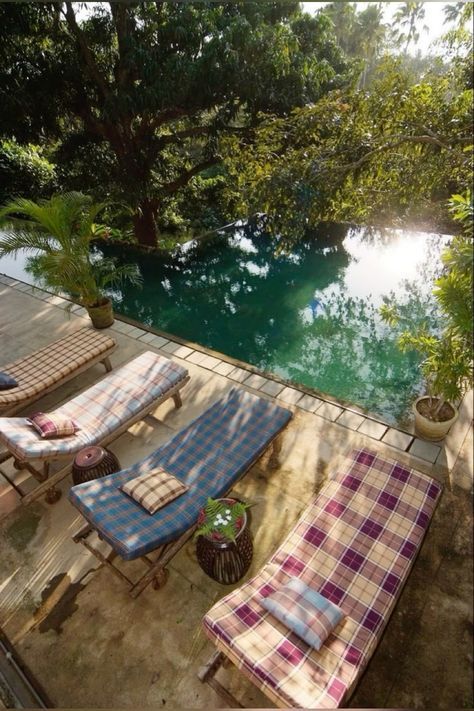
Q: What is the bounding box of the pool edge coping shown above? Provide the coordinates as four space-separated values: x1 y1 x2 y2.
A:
2 273 470 481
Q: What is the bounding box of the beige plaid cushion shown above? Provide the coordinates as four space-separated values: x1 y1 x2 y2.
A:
0 327 115 409
121 468 188 514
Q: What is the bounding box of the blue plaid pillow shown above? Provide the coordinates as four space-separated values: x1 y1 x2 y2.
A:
0 371 18 390
261 578 344 650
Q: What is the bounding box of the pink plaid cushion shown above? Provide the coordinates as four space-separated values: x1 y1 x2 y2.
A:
262 578 345 650
28 412 79 439
121 468 188 514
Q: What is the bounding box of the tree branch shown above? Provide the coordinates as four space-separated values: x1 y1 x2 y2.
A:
160 157 221 195
335 133 455 174
159 125 212 145
109 3 137 88
154 124 253 150
135 108 190 141
62 2 111 103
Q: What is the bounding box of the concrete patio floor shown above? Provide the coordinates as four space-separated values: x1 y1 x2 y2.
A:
0 282 472 709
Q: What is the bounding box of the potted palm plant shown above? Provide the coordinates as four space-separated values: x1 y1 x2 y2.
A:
399 331 468 440
0 192 141 328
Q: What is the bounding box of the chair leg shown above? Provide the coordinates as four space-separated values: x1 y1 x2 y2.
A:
198 651 226 682
198 651 243 707
268 433 283 469
45 486 62 504
152 568 169 590
0 451 12 465
101 356 113 373
15 459 49 483
172 391 183 409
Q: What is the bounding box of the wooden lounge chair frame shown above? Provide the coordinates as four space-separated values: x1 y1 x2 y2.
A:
72 431 285 599
197 450 442 708
0 330 117 417
0 378 189 506
198 651 244 708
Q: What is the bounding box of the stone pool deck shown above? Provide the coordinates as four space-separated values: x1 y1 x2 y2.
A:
0 276 472 708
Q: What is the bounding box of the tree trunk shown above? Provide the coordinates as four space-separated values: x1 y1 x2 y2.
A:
133 199 158 247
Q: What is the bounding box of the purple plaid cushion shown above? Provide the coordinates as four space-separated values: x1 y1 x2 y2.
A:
28 412 79 439
262 578 345 650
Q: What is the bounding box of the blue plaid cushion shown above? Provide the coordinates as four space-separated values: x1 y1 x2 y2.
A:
262 578 345 650
69 388 292 560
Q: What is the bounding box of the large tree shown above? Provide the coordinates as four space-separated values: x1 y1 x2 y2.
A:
0 2 350 246
222 56 472 243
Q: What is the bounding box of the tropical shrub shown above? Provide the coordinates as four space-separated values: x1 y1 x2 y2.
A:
0 140 56 204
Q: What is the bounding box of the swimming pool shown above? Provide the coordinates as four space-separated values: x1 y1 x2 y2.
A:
0 222 447 426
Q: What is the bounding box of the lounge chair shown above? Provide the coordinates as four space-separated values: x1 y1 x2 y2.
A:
199 448 442 709
0 351 189 505
68 388 293 598
0 327 117 416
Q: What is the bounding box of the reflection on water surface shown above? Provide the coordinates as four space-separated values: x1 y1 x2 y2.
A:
1 222 448 426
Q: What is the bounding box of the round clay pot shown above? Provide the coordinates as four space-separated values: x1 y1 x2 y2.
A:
86 298 114 329
413 396 458 441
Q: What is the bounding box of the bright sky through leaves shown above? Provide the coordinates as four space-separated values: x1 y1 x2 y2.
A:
302 2 457 54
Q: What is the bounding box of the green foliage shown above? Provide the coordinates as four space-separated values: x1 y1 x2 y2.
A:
0 192 142 306
379 304 399 328
398 329 471 410
0 2 351 247
0 140 56 204
53 134 118 199
223 55 472 242
0 3 470 247
194 498 251 543
321 2 386 59
434 192 473 340
440 2 473 89
381 192 473 417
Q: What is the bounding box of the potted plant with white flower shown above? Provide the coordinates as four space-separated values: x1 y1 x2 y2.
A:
195 497 250 542
195 497 253 584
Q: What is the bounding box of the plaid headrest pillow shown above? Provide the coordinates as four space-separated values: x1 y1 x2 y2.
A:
28 412 80 439
121 468 188 514
261 578 345 650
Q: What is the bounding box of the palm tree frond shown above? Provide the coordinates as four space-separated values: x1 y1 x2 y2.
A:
0 229 58 257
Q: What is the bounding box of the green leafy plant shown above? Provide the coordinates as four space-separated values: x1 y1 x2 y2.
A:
381 192 473 420
0 192 142 308
0 139 56 204
194 498 251 543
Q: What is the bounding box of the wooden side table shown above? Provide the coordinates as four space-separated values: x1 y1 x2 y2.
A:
72 446 121 485
196 503 253 585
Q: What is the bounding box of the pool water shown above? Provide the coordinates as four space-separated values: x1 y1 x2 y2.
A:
1 222 447 426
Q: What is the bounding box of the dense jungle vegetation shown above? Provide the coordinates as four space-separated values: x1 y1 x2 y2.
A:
0 1 472 248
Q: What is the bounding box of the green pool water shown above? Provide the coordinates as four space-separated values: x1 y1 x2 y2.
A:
1 222 447 426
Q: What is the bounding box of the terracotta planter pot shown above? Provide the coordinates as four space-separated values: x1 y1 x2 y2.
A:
413 396 458 441
86 298 114 329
